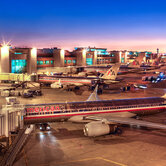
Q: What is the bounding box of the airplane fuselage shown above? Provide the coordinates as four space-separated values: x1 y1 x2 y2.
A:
24 97 166 124
38 75 99 85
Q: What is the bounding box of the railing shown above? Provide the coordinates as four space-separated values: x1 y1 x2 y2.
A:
0 115 5 137
0 126 33 166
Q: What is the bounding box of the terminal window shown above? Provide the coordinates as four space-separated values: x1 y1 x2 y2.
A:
39 61 43 65
68 60 71 63
11 59 27 73
45 61 49 64
86 58 93 65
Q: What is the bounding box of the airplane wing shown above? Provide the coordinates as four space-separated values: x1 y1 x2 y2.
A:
85 116 166 130
74 84 166 131
103 80 120 84
65 82 84 87
51 81 84 89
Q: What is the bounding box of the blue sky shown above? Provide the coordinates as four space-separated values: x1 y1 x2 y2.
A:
0 0 166 52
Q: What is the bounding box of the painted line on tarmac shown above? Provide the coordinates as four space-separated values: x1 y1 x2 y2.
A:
40 157 127 166
98 157 127 166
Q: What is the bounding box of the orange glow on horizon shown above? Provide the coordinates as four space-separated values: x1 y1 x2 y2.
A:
6 38 166 53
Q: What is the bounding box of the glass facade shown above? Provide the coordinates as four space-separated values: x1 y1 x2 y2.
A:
11 59 27 73
121 57 124 63
37 60 54 65
39 61 43 65
86 58 93 65
45 61 49 64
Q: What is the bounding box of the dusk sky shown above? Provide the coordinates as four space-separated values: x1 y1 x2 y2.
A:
0 0 166 52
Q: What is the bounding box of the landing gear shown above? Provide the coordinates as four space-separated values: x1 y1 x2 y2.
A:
66 85 73 91
114 127 123 135
103 84 109 89
89 86 103 94
97 88 103 94
74 86 80 90
89 86 95 91
135 116 142 120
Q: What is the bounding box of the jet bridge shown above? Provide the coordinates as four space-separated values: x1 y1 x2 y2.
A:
0 97 25 138
0 73 38 82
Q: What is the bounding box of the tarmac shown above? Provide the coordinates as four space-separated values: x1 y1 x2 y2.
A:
1 82 166 166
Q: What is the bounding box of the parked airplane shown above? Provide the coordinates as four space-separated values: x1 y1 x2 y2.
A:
38 64 120 89
25 85 166 137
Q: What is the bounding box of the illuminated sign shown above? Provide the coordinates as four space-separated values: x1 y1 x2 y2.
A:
14 52 23 55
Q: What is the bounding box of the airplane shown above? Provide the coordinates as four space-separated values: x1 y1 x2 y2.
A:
38 64 120 90
80 63 157 76
25 85 166 137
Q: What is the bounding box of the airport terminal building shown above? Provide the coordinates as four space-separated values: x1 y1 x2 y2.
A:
0 45 161 74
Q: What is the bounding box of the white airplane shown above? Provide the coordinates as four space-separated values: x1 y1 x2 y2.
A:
25 85 166 137
39 64 121 89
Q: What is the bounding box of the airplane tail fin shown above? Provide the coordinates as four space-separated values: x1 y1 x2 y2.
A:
87 85 101 101
58 79 61 84
161 94 166 99
101 64 120 80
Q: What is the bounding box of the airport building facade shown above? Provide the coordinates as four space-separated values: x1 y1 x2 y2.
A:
0 45 162 74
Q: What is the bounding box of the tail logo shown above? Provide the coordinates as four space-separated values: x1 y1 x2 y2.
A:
107 69 115 76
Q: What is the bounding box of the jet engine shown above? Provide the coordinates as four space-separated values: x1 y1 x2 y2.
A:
50 82 63 89
83 122 117 137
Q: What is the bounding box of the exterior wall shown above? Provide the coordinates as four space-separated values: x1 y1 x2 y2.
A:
37 57 54 69
93 51 97 65
53 49 65 67
28 48 37 74
110 51 129 63
10 48 29 73
75 50 86 66
110 51 121 63
97 56 115 64
64 57 76 66
75 48 113 66
136 52 146 64
10 48 37 74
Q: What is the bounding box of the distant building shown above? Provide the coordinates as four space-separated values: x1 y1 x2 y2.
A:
0 44 164 74
74 47 116 65
0 46 37 74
